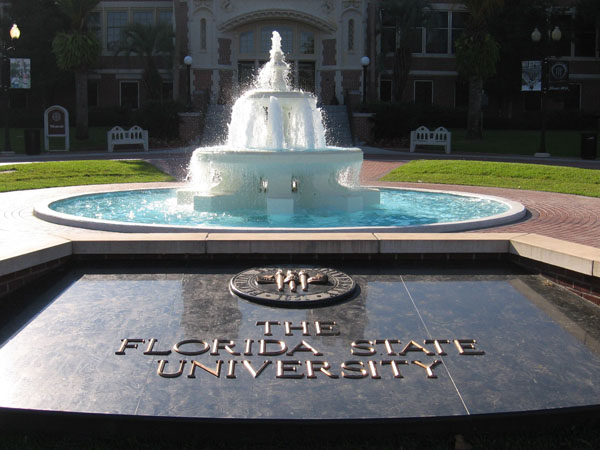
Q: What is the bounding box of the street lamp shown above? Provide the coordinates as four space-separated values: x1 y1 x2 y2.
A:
183 55 193 111
361 56 370 106
2 23 20 154
531 25 562 157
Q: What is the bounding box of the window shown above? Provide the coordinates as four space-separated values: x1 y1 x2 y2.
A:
348 19 354 51
300 31 314 54
388 10 464 55
88 80 99 107
380 74 392 102
200 18 207 51
414 80 433 104
240 31 254 54
426 11 448 54
260 26 292 54
120 81 139 109
132 10 154 25
107 11 128 51
157 10 172 26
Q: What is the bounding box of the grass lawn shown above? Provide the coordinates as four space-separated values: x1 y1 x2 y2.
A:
381 160 600 198
450 129 597 158
0 160 174 192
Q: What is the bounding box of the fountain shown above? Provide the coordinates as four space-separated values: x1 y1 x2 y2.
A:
34 31 525 232
176 31 380 215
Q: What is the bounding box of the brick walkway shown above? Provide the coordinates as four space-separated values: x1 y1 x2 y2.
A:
360 159 600 249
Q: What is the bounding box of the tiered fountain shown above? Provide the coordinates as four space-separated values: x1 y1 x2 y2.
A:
36 31 525 232
177 31 379 215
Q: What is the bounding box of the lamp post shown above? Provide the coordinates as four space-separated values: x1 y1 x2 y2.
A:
183 55 193 111
360 56 370 106
2 23 20 154
531 25 562 157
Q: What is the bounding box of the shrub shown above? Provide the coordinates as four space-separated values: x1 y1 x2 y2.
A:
89 106 135 128
133 100 184 140
370 103 466 141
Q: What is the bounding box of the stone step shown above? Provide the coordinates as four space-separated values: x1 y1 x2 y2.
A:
322 106 354 147
201 105 232 146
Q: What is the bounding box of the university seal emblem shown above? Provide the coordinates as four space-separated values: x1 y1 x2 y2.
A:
230 266 356 307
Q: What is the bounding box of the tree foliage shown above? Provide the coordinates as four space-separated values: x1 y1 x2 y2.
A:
455 0 504 139
114 23 174 101
52 31 100 71
455 34 500 81
54 0 101 32
51 0 101 139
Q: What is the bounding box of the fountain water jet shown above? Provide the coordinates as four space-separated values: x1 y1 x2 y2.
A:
177 31 379 215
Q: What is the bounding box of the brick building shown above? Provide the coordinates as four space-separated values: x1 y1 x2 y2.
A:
4 1 599 118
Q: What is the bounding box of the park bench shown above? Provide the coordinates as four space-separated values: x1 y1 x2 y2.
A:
107 125 149 152
409 126 451 154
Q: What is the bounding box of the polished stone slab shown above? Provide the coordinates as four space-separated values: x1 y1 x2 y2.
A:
0 265 599 422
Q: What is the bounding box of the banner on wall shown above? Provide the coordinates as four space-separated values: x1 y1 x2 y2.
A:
521 61 541 92
9 58 31 89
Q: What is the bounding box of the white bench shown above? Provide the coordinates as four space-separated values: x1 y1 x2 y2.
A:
107 125 148 152
410 126 451 154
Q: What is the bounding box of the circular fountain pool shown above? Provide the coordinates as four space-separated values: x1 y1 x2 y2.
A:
34 185 525 233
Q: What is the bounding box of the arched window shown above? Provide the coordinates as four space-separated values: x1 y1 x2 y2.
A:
348 19 354 51
200 18 207 51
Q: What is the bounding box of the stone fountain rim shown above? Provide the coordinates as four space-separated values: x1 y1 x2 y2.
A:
32 184 527 234
191 147 364 154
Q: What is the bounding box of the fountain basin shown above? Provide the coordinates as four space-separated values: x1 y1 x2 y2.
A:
34 184 526 233
183 147 378 214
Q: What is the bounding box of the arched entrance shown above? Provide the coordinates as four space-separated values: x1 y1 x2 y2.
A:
219 10 337 98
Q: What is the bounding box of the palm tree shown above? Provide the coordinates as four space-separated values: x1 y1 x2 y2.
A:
114 23 174 102
380 0 430 102
455 0 504 139
52 0 100 140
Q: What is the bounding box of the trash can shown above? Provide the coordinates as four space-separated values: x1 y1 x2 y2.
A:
24 129 41 155
581 132 597 160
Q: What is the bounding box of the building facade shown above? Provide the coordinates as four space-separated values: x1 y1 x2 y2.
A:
173 0 373 108
4 1 597 118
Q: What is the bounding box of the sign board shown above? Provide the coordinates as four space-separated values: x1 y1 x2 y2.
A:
9 58 31 89
521 61 541 92
548 60 569 92
44 105 70 151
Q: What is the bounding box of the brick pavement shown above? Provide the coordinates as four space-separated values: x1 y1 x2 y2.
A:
360 159 600 249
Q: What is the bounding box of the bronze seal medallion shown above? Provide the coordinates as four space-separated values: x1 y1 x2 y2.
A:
230 266 356 307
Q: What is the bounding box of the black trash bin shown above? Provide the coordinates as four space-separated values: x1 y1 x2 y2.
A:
581 132 597 160
24 129 41 155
